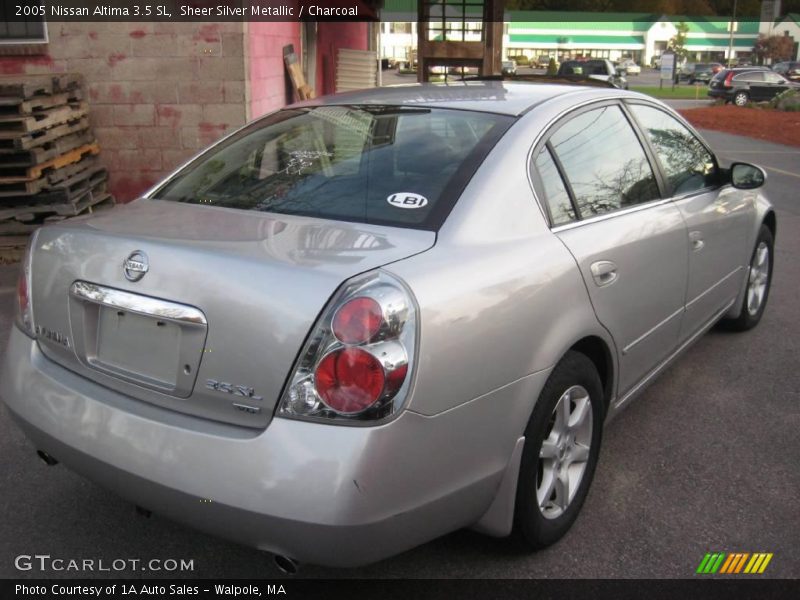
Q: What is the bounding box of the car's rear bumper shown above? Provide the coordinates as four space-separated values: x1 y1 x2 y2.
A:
1 325 541 567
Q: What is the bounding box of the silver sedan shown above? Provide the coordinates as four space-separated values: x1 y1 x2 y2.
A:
1 82 775 569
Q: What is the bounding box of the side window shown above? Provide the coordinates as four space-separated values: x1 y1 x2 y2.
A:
533 147 576 225
734 71 764 82
764 72 785 83
548 105 659 218
629 105 717 196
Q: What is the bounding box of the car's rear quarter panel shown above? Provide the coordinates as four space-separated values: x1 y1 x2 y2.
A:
385 102 618 422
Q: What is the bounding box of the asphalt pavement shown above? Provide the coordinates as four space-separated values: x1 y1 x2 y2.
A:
0 130 798 579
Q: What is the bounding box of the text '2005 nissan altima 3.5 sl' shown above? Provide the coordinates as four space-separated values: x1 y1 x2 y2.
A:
1 82 775 569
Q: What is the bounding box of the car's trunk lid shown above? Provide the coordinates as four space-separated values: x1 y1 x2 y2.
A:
29 199 435 428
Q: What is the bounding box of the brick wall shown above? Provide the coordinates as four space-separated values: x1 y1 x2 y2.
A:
0 22 248 202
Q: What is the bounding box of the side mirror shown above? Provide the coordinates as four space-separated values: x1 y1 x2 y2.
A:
730 162 766 190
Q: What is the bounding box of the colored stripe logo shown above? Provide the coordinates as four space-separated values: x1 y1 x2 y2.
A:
696 552 773 574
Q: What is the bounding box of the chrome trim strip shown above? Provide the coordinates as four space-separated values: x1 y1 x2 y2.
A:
551 198 674 233
70 281 207 326
622 305 685 356
613 298 735 410
685 267 744 311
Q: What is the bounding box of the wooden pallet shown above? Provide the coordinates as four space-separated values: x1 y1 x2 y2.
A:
0 117 90 151
0 102 89 136
0 90 84 118
0 234 29 264
0 73 83 99
0 191 114 234
46 154 100 185
0 180 108 222
0 143 99 182
0 164 107 203
44 193 115 221
0 130 95 168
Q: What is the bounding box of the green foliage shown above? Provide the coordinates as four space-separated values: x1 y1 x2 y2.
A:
670 21 690 61
515 55 530 66
547 57 559 75
770 89 800 112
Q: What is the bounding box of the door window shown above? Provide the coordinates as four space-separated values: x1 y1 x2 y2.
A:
533 147 576 225
764 72 786 84
733 71 764 82
629 105 717 196
548 105 659 217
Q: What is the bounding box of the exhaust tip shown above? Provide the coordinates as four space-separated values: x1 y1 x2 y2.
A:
274 555 299 575
36 450 58 466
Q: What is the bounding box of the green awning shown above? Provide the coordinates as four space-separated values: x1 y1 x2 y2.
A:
509 34 645 45
685 37 758 47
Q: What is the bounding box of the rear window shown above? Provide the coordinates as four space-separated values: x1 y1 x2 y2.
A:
153 105 512 230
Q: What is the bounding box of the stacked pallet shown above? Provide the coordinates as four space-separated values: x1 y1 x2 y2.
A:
0 74 114 262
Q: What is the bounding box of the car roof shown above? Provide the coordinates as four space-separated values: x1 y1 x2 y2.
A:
296 81 625 117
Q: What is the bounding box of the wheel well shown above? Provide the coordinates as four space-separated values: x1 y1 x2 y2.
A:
763 211 776 241
570 336 613 410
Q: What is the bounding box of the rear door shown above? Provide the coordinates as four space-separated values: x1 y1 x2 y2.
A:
627 103 753 341
735 71 767 101
531 102 688 398
762 70 792 99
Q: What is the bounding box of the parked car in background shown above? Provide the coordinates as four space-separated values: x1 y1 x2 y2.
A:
537 55 553 68
557 59 629 89
2 82 775 569
772 61 800 82
617 59 641 75
709 67 800 105
502 60 517 76
679 63 723 84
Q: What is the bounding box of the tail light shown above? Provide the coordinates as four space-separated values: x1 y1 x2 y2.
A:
277 271 417 422
723 71 735 87
15 232 38 337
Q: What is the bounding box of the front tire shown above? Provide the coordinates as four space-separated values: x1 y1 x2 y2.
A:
514 351 604 549
734 91 750 106
722 224 774 331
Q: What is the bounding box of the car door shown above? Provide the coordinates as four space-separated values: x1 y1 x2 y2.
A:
531 102 688 398
737 71 767 101
763 71 792 99
627 103 753 341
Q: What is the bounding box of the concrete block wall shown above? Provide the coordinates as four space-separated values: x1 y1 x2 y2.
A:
0 22 248 202
247 22 301 119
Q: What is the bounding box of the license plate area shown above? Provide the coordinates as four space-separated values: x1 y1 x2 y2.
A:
96 308 181 387
69 282 207 397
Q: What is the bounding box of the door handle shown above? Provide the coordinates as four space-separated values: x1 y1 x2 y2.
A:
590 260 618 287
689 230 705 251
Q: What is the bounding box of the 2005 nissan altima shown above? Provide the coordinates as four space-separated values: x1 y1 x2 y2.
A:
1 82 775 569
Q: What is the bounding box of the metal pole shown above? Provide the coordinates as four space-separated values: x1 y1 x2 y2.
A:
376 19 382 87
727 0 738 68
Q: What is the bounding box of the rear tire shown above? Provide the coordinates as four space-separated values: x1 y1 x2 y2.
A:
722 224 774 331
513 351 604 550
734 91 750 106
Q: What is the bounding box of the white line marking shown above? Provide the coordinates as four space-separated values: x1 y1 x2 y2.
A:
763 166 800 179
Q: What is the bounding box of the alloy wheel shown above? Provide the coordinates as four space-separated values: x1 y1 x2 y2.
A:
746 241 770 316
536 385 593 519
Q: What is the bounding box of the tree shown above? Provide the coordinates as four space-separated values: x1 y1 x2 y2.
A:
753 35 797 64
669 21 690 62
547 57 558 75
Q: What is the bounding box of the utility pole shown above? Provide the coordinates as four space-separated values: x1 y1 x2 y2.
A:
727 0 738 67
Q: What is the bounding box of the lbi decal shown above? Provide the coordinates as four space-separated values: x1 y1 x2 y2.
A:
387 193 429 209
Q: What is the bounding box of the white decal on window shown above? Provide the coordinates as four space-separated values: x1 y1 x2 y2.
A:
387 193 429 209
